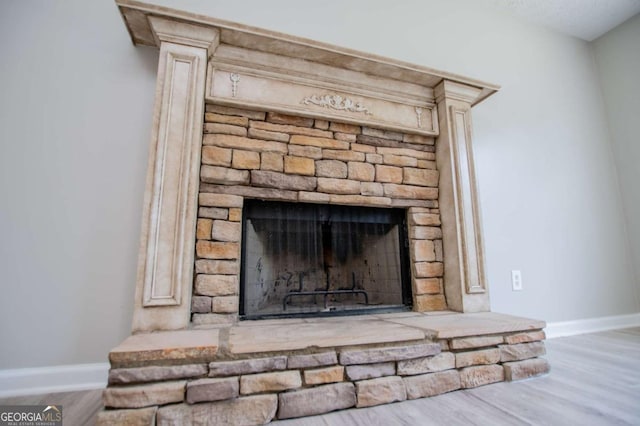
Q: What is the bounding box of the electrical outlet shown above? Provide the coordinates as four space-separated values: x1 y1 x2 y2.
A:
511 270 523 291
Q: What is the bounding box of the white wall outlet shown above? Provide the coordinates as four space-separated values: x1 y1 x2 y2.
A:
511 270 523 291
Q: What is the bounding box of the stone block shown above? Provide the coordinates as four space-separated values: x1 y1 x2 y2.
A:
397 352 455 376
348 162 375 181
504 330 546 345
361 182 384 196
409 226 442 240
232 150 260 170
290 135 349 150
204 112 248 127
103 381 186 408
460 365 504 388
383 154 418 167
250 120 332 138
196 242 239 260
201 165 250 185
199 193 243 208
351 143 376 153
284 156 315 176
434 239 443 261
334 132 357 142
108 364 208 385
210 356 287 377
298 191 331 203
195 275 238 296
240 371 302 394
248 127 290 143
415 294 447 311
391 199 438 208
417 159 437 169
500 341 546 362
356 376 406 408
211 296 238 313
345 362 395 380
413 262 444 278
186 377 239 404
192 313 236 327
330 122 361 134
314 119 329 129
412 240 436 262
403 168 439 187
228 208 242 222
304 366 344 385
96 407 156 426
260 152 284 172
288 144 323 159
322 149 365 162
201 183 297 202
156 395 277 426
362 127 403 141
329 194 391 207
288 351 337 368
195 260 239 275
404 370 461 399
204 133 288 154
365 153 383 164
277 382 356 420
191 296 212 313
202 146 232 167
377 146 434 160
455 348 501 368
375 165 403 183
403 134 435 145
196 218 213 240
384 183 438 200
206 104 265 120
316 160 348 178
204 123 247 136
414 278 441 295
251 170 316 191
503 358 550 381
339 343 440 365
198 207 228 220
267 112 313 127
317 178 360 194
450 335 504 350
211 220 241 242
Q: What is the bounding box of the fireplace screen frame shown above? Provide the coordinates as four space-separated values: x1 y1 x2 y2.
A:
239 200 413 320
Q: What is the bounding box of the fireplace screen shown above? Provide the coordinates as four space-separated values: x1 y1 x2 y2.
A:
241 200 411 318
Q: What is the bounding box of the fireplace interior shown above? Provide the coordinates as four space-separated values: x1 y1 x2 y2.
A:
241 201 411 318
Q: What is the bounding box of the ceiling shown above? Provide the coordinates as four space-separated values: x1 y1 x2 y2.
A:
477 0 640 41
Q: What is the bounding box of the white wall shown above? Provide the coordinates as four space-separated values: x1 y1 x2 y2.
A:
593 13 640 307
0 0 637 370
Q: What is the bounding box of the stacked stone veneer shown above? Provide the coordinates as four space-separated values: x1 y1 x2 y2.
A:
98 330 549 424
192 104 447 324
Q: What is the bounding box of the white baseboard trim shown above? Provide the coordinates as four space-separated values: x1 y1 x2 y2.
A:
0 363 109 398
545 312 640 339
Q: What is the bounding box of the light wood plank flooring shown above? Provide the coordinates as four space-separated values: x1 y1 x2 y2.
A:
1 327 638 426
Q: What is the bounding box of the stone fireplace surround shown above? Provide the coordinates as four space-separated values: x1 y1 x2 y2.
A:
98 1 549 424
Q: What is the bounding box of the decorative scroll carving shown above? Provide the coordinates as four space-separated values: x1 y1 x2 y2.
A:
302 94 372 115
230 73 240 97
415 107 423 128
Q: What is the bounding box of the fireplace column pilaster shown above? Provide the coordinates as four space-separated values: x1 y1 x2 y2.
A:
132 18 219 332
435 80 490 312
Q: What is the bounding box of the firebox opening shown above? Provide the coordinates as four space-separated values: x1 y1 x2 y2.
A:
240 200 411 319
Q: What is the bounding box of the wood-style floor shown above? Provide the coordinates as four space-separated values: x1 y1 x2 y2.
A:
2 328 638 426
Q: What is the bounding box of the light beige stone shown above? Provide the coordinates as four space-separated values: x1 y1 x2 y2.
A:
277 383 356 420
96 407 156 426
195 275 237 296
345 362 395 380
334 132 357 142
415 294 447 311
377 146 434 160
504 330 546 345
434 239 443 261
228 208 242 222
203 184 297 202
329 194 391 206
351 143 376 153
460 365 504 388
103 381 186 408
267 112 313 127
365 153 383 164
211 220 241 242
314 119 329 129
186 377 239 404
356 376 406 408
383 154 418 167
196 218 213 240
290 134 348 150
298 191 331 203
348 161 375 181
362 127 403 141
360 182 384 196
330 122 360 134
450 335 504 350
232 150 260 169
404 167 439 187
198 207 228 220
204 112 248 126
317 178 360 194
204 122 247 136
417 159 437 169
409 225 442 239
251 170 316 191
316 160 348 178
195 259 238 275
212 296 238 313
455 348 501 368
284 156 315 176
210 356 287 377
196 241 239 260
109 364 208 385
240 371 302 394
375 165 403 183
397 352 455 376
192 313 236 327
288 351 337 368
413 262 444 278
248 127 290 142
199 193 243 208
304 366 344 385
414 278 441 295
201 146 232 167
156 395 277 426
500 341 546 362
339 343 440 365
191 296 212 313
206 105 265 120
403 370 461 399
322 149 365 162
204 133 288 153
250 120 332 138
201 165 249 185
261 152 284 172
412 240 436 262
384 183 438 199
288 144 323 159
503 358 550 381
404 134 435 145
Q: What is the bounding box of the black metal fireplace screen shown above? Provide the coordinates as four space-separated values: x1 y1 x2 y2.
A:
240 200 411 319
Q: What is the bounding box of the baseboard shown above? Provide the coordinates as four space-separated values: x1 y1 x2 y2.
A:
545 312 640 339
0 363 109 398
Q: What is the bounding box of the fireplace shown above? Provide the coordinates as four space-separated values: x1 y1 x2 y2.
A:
241 201 411 318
